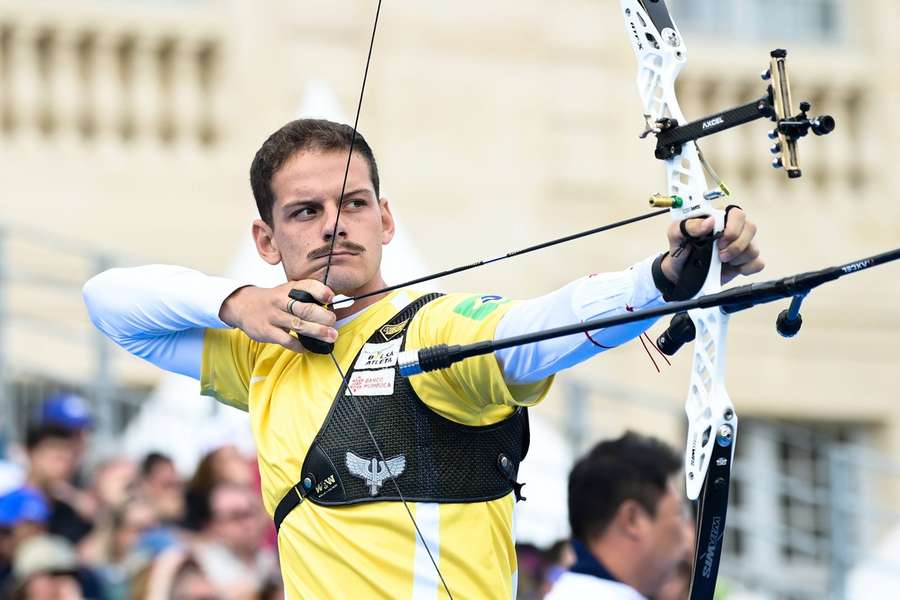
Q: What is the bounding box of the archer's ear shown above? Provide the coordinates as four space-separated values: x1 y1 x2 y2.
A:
252 219 282 266
379 197 396 245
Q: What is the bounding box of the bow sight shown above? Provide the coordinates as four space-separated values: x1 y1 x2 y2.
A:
647 49 835 179
652 48 838 356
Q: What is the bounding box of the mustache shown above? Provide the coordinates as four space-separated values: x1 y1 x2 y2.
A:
307 242 366 260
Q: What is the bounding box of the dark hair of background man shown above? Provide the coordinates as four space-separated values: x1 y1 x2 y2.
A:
568 431 682 542
24 425 75 451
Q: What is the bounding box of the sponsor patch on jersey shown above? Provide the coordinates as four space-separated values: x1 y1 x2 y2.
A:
347 368 396 396
355 338 403 370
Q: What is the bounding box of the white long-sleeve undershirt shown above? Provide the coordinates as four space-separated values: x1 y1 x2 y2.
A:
82 265 241 379
82 257 663 384
495 255 663 384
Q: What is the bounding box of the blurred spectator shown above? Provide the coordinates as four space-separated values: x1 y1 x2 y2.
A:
38 394 94 476
138 453 185 525
8 534 83 600
90 458 137 513
130 547 218 600
81 497 162 600
24 425 94 545
545 432 692 600
515 543 550 600
6 533 107 600
1 486 50 591
256 579 284 600
193 484 276 600
183 447 252 532
543 540 575 591
514 540 575 600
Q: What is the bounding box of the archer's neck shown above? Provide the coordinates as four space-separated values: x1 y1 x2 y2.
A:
333 273 390 321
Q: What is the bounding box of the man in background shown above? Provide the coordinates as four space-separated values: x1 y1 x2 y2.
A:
546 432 693 600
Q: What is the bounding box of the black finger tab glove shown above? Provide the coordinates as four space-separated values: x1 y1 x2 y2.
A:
653 219 719 302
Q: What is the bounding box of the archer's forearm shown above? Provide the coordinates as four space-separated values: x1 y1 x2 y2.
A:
494 255 663 384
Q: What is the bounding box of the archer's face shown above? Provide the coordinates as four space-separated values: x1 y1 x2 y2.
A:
257 149 394 294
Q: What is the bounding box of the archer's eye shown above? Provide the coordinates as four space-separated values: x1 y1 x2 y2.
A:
345 198 367 209
292 207 317 219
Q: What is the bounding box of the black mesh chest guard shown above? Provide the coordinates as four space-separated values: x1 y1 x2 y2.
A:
273 293 529 531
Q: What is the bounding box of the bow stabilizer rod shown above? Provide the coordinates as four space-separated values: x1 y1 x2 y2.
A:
397 246 900 377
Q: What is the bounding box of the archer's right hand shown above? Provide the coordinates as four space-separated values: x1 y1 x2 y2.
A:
219 280 337 352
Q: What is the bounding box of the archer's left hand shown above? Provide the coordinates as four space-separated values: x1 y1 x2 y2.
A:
660 208 764 285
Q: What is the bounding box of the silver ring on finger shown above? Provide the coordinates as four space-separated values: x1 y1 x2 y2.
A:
287 298 298 316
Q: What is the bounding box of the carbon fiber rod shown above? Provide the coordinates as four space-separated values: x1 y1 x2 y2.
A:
399 246 900 376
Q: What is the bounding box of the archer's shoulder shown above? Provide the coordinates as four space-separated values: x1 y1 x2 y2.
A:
203 326 264 359
415 292 514 323
405 293 517 349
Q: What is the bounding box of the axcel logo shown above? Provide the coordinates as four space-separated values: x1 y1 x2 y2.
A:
842 259 873 274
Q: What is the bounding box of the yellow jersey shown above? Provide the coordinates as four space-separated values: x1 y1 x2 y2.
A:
201 290 552 599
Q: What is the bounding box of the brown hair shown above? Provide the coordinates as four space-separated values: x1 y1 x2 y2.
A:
249 118 380 227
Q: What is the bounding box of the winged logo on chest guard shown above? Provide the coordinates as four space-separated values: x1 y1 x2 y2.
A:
346 451 407 497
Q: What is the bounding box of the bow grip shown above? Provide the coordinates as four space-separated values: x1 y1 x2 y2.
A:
287 289 335 355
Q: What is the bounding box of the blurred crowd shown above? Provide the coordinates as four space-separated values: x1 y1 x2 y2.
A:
0 394 282 600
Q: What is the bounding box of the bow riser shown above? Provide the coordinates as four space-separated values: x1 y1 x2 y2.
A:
621 0 736 500
685 306 735 499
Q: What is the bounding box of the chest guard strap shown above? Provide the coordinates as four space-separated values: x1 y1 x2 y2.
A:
274 293 530 531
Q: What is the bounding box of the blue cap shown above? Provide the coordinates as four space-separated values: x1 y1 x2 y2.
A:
40 393 94 430
0 487 49 528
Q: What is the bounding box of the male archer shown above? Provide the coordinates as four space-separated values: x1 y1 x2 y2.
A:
83 118 763 599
